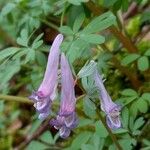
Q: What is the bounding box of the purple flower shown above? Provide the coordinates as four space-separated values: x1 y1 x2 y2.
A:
94 69 121 129
51 53 78 138
29 34 64 120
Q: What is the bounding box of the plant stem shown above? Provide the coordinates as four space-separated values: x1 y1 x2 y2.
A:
100 44 141 90
0 94 32 104
86 1 138 53
40 19 59 30
0 94 85 105
60 3 67 27
90 98 123 150
96 110 123 150
14 119 52 150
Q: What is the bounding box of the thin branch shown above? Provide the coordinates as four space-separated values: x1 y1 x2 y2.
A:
40 19 59 30
123 2 138 20
0 94 32 104
86 1 138 53
0 94 85 104
14 119 51 150
90 98 123 150
96 110 123 150
101 44 141 90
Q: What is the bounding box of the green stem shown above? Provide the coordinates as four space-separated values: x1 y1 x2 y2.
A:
60 3 67 27
96 110 123 150
90 98 123 150
0 94 85 105
40 19 59 30
101 44 141 90
86 1 138 53
0 94 32 104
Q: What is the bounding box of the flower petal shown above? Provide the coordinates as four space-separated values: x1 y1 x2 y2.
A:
59 126 71 138
106 114 121 129
65 112 78 129
38 34 63 97
60 53 76 114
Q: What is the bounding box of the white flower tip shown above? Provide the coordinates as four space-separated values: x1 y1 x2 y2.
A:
56 34 64 43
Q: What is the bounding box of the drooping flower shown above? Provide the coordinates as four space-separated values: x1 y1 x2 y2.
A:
93 63 121 129
29 34 64 120
51 53 78 138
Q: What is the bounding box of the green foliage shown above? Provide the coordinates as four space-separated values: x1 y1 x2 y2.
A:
0 0 149 149
69 132 92 150
122 50 150 71
121 54 140 66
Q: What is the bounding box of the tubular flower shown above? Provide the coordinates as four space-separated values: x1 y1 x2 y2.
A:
29 34 63 120
93 66 121 129
51 53 78 138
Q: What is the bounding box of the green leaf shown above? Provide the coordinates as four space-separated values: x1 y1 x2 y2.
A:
92 134 105 150
26 141 49 150
122 96 137 106
136 98 148 113
71 132 92 150
40 131 54 144
143 139 150 146
103 0 118 7
0 60 20 87
121 107 129 128
67 39 89 63
80 34 105 44
144 49 150 56
17 37 28 47
73 13 85 32
132 130 141 135
36 51 47 66
12 50 27 60
24 48 35 63
112 128 128 134
137 56 149 71
141 93 150 104
129 116 134 131
29 119 42 135
33 33 44 43
1 3 16 16
32 40 43 49
133 117 145 131
83 96 96 118
119 139 133 150
78 118 94 127
141 11 150 23
130 102 138 118
121 54 140 65
121 89 138 97
17 29 28 47
77 60 97 78
32 33 44 49
68 0 88 5
82 12 116 34
59 26 73 35
95 121 108 138
0 47 20 61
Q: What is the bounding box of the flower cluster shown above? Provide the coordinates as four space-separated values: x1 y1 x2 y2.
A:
29 34 78 138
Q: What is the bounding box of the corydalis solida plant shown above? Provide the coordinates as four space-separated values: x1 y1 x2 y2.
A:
29 34 78 138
